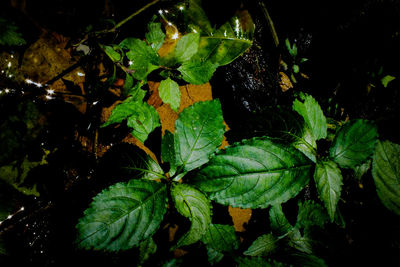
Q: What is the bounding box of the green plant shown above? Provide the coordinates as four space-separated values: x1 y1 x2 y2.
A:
283 38 308 83
0 17 26 46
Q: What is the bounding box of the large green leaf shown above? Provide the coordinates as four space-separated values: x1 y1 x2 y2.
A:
293 94 327 141
178 59 218 85
145 22 165 52
314 160 343 221
244 234 277 257
201 224 239 252
159 78 181 112
195 10 254 66
329 120 378 169
174 33 200 63
171 183 212 248
76 179 167 251
191 138 312 208
372 140 400 215
174 100 225 173
126 102 161 143
120 38 160 80
295 200 329 229
293 126 317 163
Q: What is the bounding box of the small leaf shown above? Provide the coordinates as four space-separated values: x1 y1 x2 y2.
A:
127 102 160 143
293 126 317 163
120 38 159 80
103 45 121 62
161 130 177 176
178 59 218 85
174 33 200 63
138 237 157 266
372 140 400 215
295 200 329 229
171 183 212 248
0 17 26 46
102 97 144 128
329 120 378 169
314 160 343 221
76 179 167 251
174 100 225 173
293 94 327 140
381 75 395 88
159 78 181 112
201 224 239 252
269 204 293 237
288 228 312 254
191 137 312 209
206 246 224 265
122 146 164 180
293 64 299 74
353 160 371 180
146 22 165 52
244 234 277 256
196 11 254 66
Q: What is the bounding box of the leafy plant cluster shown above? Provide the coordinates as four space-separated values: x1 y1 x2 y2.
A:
101 0 254 143
76 82 400 265
0 16 26 46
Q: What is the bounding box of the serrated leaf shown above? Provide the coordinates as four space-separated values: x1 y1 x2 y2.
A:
293 94 327 141
174 100 225 173
159 78 181 111
121 146 164 180
146 22 165 52
288 228 312 254
171 183 212 248
162 130 177 176
120 38 159 80
372 140 400 215
178 59 218 85
293 126 317 163
102 96 144 128
201 224 239 252
314 160 343 221
0 17 26 46
76 179 167 251
244 234 277 256
206 246 224 265
329 119 378 169
174 33 200 63
127 102 160 143
138 237 157 266
191 137 312 209
195 10 254 66
295 200 329 229
269 204 293 237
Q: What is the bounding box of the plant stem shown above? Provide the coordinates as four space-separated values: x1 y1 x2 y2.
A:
258 0 279 47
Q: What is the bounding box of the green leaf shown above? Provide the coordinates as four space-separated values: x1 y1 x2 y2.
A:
162 130 177 176
288 228 312 254
145 22 165 52
293 126 317 163
138 237 157 266
120 38 159 80
159 78 181 112
178 59 218 85
201 224 239 252
171 183 212 248
269 204 293 237
372 140 400 215
102 95 145 127
353 160 371 180
0 17 26 46
381 75 395 88
314 160 343 221
293 64 300 74
191 137 312 209
329 120 378 169
293 94 327 141
122 147 164 180
185 0 214 35
295 200 329 229
174 100 225 173
76 179 167 251
126 102 161 143
196 11 254 66
103 45 121 62
291 253 327 267
174 33 200 63
206 246 224 265
244 234 277 256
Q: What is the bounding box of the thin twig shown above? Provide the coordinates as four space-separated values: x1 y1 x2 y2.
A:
259 1 279 47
